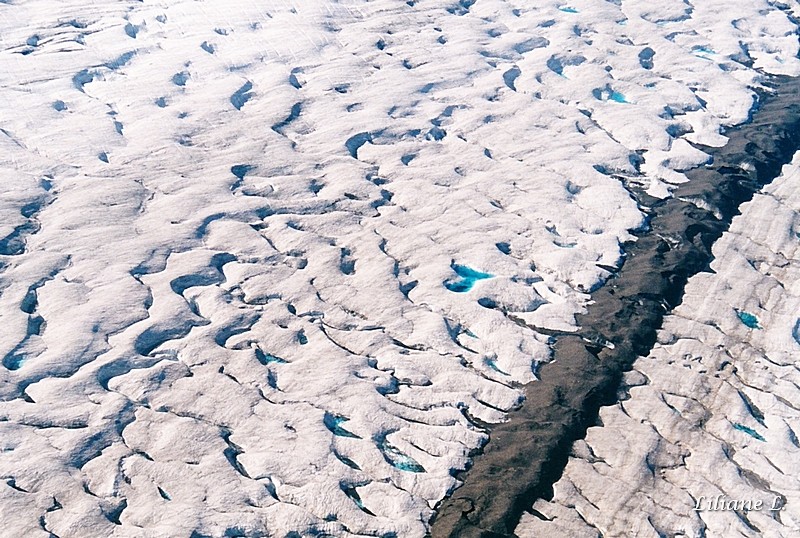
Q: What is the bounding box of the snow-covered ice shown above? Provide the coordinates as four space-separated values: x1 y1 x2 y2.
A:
1 0 799 536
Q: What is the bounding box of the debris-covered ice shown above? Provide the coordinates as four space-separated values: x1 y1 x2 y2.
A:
1 0 799 536
517 153 800 538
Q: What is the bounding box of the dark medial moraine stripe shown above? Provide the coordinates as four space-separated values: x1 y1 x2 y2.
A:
429 75 800 538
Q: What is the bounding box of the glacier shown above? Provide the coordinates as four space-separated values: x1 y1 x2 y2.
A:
1 0 800 536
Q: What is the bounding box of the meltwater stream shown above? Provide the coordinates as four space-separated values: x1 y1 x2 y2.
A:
430 75 800 537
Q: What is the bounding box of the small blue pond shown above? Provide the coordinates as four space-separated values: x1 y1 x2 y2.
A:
593 87 629 103
692 46 715 57
609 91 628 103
558 6 578 13
3 353 26 370
444 263 493 293
485 358 510 376
380 439 425 472
255 348 287 365
733 423 765 442
736 310 761 329
324 413 360 438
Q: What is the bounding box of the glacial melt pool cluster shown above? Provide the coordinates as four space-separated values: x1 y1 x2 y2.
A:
0 0 799 536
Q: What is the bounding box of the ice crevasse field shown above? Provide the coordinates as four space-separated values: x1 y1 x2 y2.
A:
1 0 800 536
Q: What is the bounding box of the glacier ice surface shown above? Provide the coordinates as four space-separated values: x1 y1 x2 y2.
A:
1 0 800 535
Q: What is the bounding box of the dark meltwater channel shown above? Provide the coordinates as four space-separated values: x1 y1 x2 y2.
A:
429 75 800 538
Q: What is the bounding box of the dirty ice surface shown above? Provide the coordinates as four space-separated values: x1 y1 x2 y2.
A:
518 153 800 538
